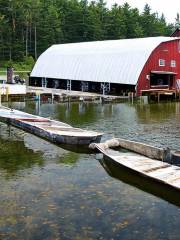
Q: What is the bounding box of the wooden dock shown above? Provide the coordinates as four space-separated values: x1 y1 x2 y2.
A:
27 86 129 102
141 89 180 102
0 106 103 145
91 138 180 192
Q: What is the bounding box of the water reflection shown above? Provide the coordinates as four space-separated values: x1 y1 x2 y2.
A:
0 101 180 239
0 124 82 177
0 137 44 177
135 102 179 123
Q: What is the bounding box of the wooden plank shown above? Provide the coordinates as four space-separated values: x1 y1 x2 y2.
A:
143 164 170 173
113 155 169 173
117 138 167 160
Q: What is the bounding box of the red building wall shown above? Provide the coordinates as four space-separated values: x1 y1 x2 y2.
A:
137 39 180 95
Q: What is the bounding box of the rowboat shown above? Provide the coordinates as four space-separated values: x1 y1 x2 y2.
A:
0 106 103 145
90 138 180 192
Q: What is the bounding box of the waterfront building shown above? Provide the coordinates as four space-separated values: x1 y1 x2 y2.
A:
30 36 180 97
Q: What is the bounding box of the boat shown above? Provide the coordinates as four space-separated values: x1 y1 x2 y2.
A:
90 138 180 191
0 106 103 145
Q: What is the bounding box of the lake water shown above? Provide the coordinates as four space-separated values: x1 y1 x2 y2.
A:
0 101 180 240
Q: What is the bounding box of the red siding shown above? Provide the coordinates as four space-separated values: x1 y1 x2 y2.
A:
137 39 180 96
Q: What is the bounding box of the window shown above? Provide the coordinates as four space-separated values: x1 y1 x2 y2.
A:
159 59 165 66
171 60 176 67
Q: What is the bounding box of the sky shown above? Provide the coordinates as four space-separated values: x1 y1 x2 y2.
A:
105 0 179 23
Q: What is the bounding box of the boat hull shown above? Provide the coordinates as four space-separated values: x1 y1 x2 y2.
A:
0 107 103 145
8 118 102 145
94 138 180 193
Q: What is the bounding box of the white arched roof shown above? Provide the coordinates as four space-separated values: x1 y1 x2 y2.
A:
31 37 177 85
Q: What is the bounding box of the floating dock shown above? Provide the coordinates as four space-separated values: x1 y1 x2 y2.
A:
0 106 103 145
91 138 180 191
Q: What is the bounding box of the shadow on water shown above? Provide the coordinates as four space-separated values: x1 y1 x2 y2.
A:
57 143 95 154
99 156 180 208
0 124 84 176
0 137 83 176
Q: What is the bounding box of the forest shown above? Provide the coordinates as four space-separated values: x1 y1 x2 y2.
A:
0 0 178 66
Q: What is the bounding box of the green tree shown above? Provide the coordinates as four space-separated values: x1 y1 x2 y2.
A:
84 1 104 41
0 0 175 63
105 4 126 39
37 0 63 52
175 13 180 28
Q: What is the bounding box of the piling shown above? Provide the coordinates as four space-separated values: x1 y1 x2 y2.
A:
6 86 9 102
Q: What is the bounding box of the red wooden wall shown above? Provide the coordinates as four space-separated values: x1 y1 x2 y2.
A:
137 39 180 95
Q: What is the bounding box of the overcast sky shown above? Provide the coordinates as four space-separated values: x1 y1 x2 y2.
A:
105 0 179 23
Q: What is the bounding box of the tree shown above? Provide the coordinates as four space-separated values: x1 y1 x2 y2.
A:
0 0 174 63
175 13 180 28
37 0 63 52
105 4 126 39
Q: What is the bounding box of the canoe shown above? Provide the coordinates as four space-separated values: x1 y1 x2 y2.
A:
0 106 103 145
91 138 180 191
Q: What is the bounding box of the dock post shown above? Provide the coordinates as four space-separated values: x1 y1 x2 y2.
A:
52 93 54 104
38 93 41 107
131 92 134 104
67 80 72 92
6 86 9 102
35 93 41 115
157 92 160 103
0 88 1 106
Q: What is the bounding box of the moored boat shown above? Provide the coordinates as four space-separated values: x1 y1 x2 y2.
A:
0 106 103 145
91 138 180 191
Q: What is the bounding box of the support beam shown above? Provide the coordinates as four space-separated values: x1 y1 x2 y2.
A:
81 81 89 92
101 82 110 95
67 80 72 91
42 78 47 88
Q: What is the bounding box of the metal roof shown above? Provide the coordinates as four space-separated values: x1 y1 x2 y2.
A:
31 37 178 85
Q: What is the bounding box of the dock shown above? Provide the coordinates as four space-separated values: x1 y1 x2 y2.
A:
26 86 130 102
0 106 103 145
91 138 180 192
141 89 180 102
0 83 26 102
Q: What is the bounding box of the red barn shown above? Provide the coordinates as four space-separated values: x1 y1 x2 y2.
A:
137 38 180 96
30 37 180 98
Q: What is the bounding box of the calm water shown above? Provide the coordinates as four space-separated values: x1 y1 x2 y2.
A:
0 101 180 240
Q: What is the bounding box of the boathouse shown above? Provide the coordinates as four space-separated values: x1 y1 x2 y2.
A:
30 37 180 97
